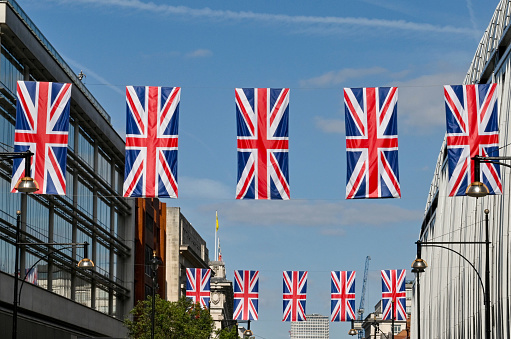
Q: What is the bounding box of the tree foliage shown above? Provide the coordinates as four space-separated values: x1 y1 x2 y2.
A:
124 295 214 339
215 324 240 339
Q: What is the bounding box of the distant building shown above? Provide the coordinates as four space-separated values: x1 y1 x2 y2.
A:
209 259 234 333
290 313 329 339
361 281 412 339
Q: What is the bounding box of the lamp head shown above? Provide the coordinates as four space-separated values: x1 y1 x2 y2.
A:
16 177 38 193
411 258 428 273
348 328 358 336
243 329 253 338
77 257 95 269
466 181 489 198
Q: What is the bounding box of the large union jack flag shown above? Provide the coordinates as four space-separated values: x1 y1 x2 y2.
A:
344 87 400 199
282 270 307 322
331 270 356 322
381 269 406 321
444 84 501 196
123 86 180 198
12 81 72 195
236 88 290 200
186 268 211 309
233 270 259 320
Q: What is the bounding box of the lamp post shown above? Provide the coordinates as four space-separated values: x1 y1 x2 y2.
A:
348 318 390 339
150 251 163 339
411 216 490 339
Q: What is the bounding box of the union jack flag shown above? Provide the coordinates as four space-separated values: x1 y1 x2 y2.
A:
282 270 307 322
331 270 356 322
444 84 501 196
12 81 72 195
186 268 211 309
344 87 400 199
381 269 406 321
233 270 259 320
123 86 180 198
235 88 290 200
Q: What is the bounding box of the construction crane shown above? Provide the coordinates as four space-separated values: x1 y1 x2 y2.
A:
357 256 371 339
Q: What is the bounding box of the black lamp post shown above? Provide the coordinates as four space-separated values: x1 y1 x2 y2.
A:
412 210 490 339
150 251 163 339
348 318 391 339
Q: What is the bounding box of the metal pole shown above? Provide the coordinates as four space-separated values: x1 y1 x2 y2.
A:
485 209 490 339
151 269 156 339
392 300 395 339
417 272 421 339
12 210 21 339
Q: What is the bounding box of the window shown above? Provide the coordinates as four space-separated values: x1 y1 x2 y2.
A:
78 128 94 168
97 149 111 182
145 245 153 277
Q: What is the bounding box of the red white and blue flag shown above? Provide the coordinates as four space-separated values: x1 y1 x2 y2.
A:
124 86 180 198
186 268 211 309
331 270 356 322
444 84 501 196
12 81 72 195
233 270 259 321
236 88 290 200
344 87 400 199
381 269 407 321
282 270 307 322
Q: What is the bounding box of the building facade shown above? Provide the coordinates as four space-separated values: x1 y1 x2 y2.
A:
412 1 511 338
0 0 135 337
290 314 329 339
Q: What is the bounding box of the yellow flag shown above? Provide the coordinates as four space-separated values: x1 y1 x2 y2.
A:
216 211 219 231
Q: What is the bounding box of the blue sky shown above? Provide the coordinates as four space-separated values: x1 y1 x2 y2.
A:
18 0 499 337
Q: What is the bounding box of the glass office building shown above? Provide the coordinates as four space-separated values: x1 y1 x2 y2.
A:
0 0 135 334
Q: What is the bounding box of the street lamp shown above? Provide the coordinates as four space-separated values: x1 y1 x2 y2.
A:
466 155 511 198
348 318 390 339
150 251 163 339
411 210 490 339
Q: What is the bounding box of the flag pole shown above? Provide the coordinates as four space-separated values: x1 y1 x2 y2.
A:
215 211 218 261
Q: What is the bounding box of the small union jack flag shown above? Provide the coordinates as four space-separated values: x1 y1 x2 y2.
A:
344 87 400 199
282 270 307 322
331 271 356 322
124 86 180 198
233 270 259 321
12 81 72 195
186 268 211 309
236 88 290 200
381 269 407 321
445 84 501 196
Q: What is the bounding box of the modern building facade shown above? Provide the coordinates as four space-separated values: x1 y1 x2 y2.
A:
411 1 511 338
0 0 135 337
290 313 329 339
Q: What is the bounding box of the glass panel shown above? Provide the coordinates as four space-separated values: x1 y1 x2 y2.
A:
26 197 49 242
78 129 94 168
0 107 15 150
24 252 46 289
97 197 110 229
53 214 72 257
52 267 71 298
76 180 93 217
75 277 91 307
0 241 16 275
96 242 109 276
65 171 74 204
95 287 109 314
1 46 24 95
68 123 75 152
76 228 92 261
0 178 20 223
98 150 111 182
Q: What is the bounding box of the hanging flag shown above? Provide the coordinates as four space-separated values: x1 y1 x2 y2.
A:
444 84 500 196
12 81 72 195
282 270 307 322
233 270 259 321
381 269 407 321
217 237 222 261
123 86 180 198
344 87 400 199
186 268 211 309
216 211 219 231
235 88 290 200
25 267 38 285
331 270 356 322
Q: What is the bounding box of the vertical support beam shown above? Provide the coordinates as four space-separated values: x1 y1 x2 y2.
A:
485 209 491 339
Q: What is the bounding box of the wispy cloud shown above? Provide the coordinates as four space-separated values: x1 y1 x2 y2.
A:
180 176 232 200
300 67 388 88
315 116 345 134
185 49 213 58
199 199 421 227
63 0 478 36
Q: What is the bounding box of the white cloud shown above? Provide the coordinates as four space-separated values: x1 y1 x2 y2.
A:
185 49 213 58
315 116 345 134
179 176 231 200
199 200 421 227
300 67 388 88
64 0 478 36
393 71 466 131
